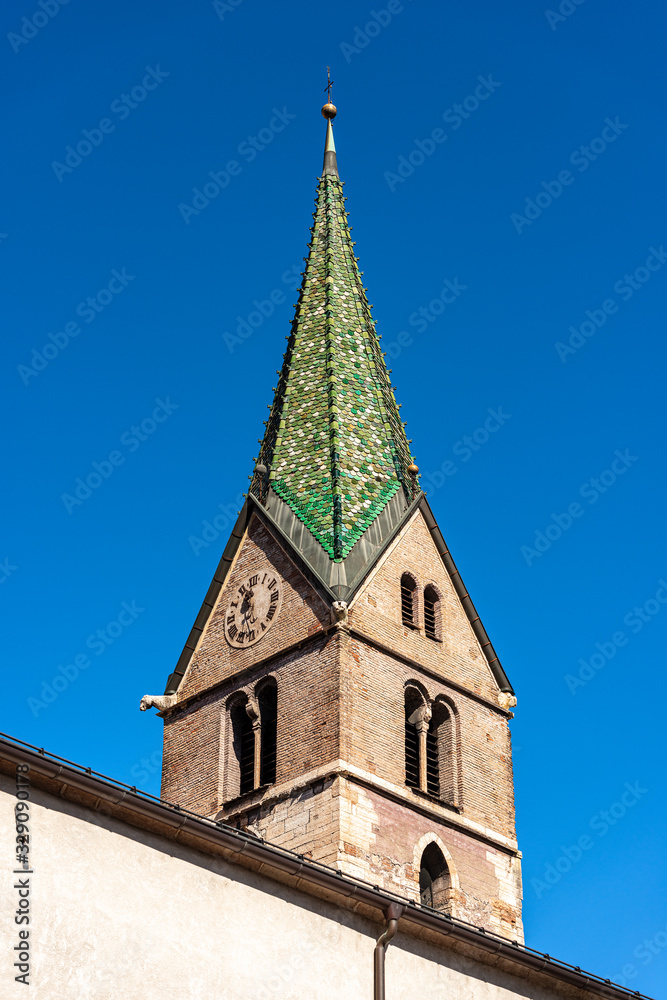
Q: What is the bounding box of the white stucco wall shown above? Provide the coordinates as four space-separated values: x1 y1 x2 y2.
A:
0 773 587 1000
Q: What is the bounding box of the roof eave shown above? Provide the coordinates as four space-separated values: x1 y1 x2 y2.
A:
0 733 649 1000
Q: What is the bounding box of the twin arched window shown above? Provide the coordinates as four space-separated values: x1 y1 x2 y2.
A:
400 574 441 640
404 686 457 805
227 679 278 799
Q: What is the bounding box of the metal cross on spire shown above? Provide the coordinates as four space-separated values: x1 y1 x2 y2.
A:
324 66 334 103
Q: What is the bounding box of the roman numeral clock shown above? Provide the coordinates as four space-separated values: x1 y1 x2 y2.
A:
224 570 283 647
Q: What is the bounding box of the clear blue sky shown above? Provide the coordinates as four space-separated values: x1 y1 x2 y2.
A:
2 0 666 993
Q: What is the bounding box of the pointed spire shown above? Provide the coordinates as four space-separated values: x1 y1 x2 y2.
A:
250 87 420 565
321 69 338 178
323 119 338 178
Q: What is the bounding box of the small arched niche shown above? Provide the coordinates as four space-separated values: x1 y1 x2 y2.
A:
419 842 452 912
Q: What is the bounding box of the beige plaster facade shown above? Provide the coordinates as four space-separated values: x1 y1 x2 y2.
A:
0 754 639 1000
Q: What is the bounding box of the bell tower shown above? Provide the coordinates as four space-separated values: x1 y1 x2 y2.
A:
148 92 523 943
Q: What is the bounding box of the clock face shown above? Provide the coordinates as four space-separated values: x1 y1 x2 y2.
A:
224 569 283 648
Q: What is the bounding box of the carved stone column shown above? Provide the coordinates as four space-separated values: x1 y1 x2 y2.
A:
409 703 432 792
245 698 261 790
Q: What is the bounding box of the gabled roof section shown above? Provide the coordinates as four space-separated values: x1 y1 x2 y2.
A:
250 110 420 563
163 492 514 698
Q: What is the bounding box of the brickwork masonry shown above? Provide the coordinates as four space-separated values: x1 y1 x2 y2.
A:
160 507 523 939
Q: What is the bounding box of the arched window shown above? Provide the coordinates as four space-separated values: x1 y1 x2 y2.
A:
419 862 433 907
431 700 457 805
425 714 440 797
404 687 423 789
258 681 277 786
401 573 417 628
419 843 452 911
404 691 458 804
423 585 440 641
230 697 255 795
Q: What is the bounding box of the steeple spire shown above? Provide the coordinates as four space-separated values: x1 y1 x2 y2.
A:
250 88 421 588
322 119 338 177
322 68 338 177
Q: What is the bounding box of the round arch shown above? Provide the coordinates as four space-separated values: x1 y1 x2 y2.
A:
403 678 430 704
253 672 278 698
400 571 420 628
431 693 461 807
423 582 443 641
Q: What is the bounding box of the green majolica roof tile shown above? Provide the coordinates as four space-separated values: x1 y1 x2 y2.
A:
250 119 420 561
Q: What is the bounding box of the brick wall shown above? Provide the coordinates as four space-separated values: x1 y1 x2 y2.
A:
350 510 502 704
179 514 331 699
162 633 341 813
340 636 516 835
160 506 523 938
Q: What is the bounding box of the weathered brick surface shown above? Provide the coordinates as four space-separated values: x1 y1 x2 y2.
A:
350 511 501 704
336 778 523 940
179 514 331 698
161 508 523 939
160 687 221 816
162 633 341 813
340 636 515 835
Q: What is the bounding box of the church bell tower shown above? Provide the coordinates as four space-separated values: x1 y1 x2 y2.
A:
150 93 523 942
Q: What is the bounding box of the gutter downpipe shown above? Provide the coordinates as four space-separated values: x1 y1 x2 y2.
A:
374 904 404 1000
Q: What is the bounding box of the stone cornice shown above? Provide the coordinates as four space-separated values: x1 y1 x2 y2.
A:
220 758 520 856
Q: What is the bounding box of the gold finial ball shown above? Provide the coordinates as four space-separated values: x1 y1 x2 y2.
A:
321 102 337 120
408 463 419 475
